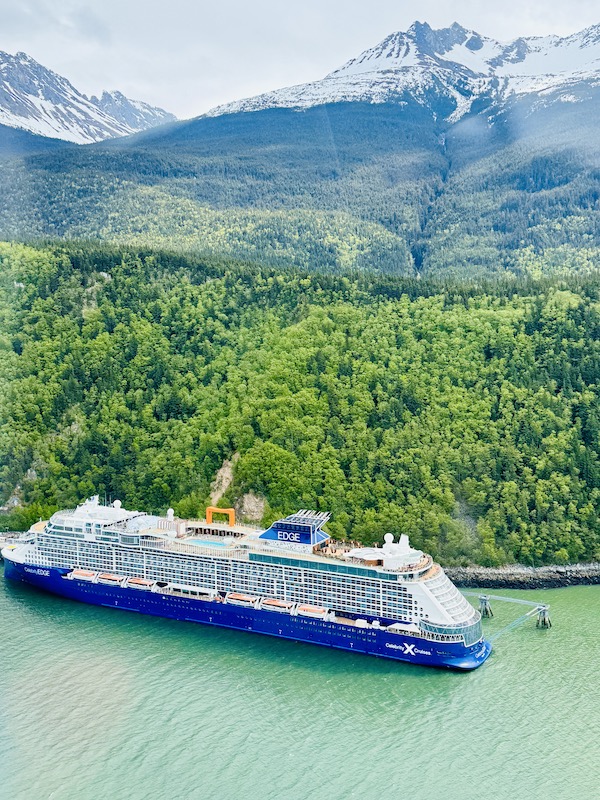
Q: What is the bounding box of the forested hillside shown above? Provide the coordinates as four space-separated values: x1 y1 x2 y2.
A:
0 104 438 274
2 242 600 566
2 95 600 277
423 92 600 277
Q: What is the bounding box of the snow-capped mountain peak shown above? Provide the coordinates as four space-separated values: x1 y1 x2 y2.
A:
205 21 600 122
0 50 176 144
90 90 176 134
325 22 503 79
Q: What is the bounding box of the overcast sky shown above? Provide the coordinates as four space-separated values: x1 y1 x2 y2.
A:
2 0 600 119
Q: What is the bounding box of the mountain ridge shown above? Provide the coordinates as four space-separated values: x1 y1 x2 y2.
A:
205 21 600 122
0 50 176 144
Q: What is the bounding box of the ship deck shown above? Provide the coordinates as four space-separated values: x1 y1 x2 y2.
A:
157 528 436 581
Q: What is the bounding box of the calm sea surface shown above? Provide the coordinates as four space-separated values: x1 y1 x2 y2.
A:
1 570 598 800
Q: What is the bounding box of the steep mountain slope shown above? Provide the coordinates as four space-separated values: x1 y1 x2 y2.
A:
419 83 600 276
4 242 600 563
0 51 175 144
0 103 443 273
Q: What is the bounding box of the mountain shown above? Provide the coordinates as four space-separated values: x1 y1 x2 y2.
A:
90 90 176 134
0 103 437 273
206 21 600 122
0 51 176 144
2 23 600 277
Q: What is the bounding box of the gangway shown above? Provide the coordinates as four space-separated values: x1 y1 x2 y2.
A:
461 591 552 641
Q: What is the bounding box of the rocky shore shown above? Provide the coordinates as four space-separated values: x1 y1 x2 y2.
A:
445 563 600 590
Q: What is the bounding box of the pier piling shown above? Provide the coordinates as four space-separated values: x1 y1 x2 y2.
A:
478 595 494 618
536 605 552 628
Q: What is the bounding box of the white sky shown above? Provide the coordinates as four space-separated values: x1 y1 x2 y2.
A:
1 0 600 119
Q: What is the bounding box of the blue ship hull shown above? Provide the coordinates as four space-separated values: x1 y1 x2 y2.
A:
3 556 491 670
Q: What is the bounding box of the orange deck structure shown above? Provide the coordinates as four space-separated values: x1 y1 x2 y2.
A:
205 506 236 526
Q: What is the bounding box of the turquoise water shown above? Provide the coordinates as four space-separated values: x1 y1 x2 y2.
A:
1 570 598 800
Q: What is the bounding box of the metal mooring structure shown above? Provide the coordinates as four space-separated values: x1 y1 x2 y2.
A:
461 592 552 641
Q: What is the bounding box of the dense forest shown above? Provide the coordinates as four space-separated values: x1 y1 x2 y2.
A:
2 241 600 566
0 104 435 275
3 100 600 277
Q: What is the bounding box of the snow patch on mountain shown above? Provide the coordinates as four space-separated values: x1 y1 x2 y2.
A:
205 21 600 122
90 91 176 134
0 51 176 144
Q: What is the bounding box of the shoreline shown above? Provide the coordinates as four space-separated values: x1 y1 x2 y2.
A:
445 563 600 590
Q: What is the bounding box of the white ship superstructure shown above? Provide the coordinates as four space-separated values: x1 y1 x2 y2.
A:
9 497 484 649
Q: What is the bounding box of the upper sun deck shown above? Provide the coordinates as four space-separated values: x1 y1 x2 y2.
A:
49 496 140 527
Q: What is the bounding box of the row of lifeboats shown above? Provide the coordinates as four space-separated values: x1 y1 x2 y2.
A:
226 593 330 619
70 570 156 590
67 569 331 619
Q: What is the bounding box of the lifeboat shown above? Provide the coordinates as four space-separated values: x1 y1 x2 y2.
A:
127 577 154 590
262 598 294 613
226 592 259 607
297 604 329 619
71 569 96 582
97 573 125 585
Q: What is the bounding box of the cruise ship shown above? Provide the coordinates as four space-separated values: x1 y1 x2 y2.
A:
2 497 491 670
